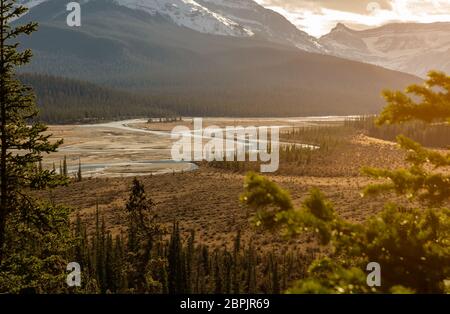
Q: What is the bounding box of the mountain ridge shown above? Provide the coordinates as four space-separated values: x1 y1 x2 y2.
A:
14 0 421 117
320 22 450 77
18 0 322 52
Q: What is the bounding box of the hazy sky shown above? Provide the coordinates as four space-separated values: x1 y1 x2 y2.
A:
255 0 450 37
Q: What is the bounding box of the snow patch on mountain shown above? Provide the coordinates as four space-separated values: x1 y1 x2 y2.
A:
17 0 253 37
17 0 47 9
17 0 324 52
320 22 450 77
113 0 254 37
198 0 323 52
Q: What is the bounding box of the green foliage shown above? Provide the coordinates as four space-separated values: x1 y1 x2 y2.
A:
378 71 450 124
242 175 335 243
241 172 293 229
362 134 450 205
241 71 450 294
241 173 450 293
0 0 71 292
0 202 71 293
287 258 369 294
69 179 314 294
361 73 450 205
358 71 450 293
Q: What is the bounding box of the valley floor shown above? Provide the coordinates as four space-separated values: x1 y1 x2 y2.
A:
41 118 416 253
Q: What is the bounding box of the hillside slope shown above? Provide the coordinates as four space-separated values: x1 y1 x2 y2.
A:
16 0 421 116
19 73 171 123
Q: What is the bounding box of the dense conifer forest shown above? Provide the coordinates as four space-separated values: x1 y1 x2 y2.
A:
68 179 314 294
19 73 172 123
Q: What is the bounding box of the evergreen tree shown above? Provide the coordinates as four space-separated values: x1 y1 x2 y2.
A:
185 229 195 293
63 155 68 177
77 158 82 182
241 72 450 293
158 262 169 294
125 178 161 292
223 250 232 294
104 232 114 292
113 235 126 292
168 222 184 294
270 254 280 294
232 230 241 294
214 251 223 294
245 242 256 293
0 0 69 292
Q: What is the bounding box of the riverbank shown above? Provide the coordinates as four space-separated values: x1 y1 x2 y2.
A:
44 117 347 178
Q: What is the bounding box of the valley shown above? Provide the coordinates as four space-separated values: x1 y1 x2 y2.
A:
43 116 362 178
2 0 449 296
42 117 410 249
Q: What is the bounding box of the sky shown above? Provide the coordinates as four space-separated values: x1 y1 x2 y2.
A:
255 0 450 37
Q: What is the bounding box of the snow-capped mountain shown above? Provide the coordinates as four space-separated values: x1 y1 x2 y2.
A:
18 0 252 36
18 0 321 52
197 0 321 52
113 0 254 37
17 1 448 77
14 0 419 116
320 22 450 78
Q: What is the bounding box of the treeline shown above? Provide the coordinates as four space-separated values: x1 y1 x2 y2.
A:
18 73 173 124
147 87 382 118
204 125 350 173
70 179 313 294
346 115 450 148
18 73 394 125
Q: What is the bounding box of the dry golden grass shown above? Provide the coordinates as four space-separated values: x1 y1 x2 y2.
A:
39 131 413 254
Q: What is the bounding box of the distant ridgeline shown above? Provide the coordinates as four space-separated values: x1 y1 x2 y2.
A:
18 73 173 124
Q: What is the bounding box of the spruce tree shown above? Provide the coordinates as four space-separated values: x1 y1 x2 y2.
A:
168 222 183 294
77 157 82 181
232 230 241 294
270 254 280 294
63 155 68 177
113 235 126 292
214 251 223 294
185 229 195 293
125 178 160 292
0 0 69 292
223 250 232 294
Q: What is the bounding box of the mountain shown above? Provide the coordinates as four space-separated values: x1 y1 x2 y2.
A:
196 0 322 52
18 0 321 51
15 0 420 117
320 22 450 78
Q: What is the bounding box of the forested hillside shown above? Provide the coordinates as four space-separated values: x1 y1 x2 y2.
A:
19 73 172 123
21 71 422 123
16 0 421 117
